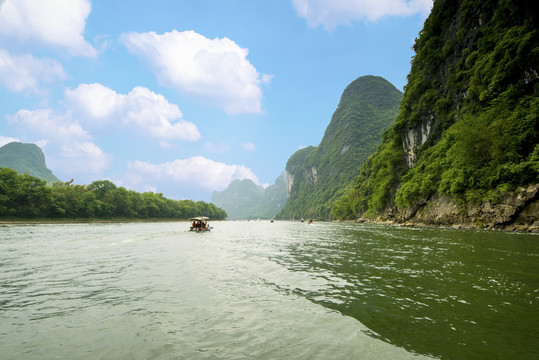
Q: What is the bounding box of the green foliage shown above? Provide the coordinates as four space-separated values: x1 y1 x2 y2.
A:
0 142 60 183
359 130 407 215
334 0 539 219
0 168 227 220
277 76 403 220
0 167 53 217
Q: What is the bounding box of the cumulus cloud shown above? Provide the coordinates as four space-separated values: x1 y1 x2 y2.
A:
128 157 260 192
6 83 200 181
0 134 19 147
64 83 201 141
0 0 97 57
7 108 109 176
0 49 67 93
53 140 112 175
292 0 433 29
121 30 272 115
9 84 199 142
8 108 89 140
241 142 256 152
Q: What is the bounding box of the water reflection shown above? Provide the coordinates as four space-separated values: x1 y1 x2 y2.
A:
1 221 537 359
273 223 539 359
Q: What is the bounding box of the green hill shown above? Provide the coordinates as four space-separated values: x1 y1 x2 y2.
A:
0 142 60 183
334 0 538 231
276 75 403 220
211 172 287 219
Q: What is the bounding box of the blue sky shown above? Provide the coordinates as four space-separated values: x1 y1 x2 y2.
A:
0 0 432 201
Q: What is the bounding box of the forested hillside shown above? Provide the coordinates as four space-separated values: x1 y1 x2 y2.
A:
211 172 287 219
0 142 60 183
277 76 403 220
0 167 227 220
334 0 538 230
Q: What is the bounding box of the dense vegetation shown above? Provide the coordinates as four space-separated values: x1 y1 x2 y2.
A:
0 167 227 220
211 172 287 219
333 0 538 219
0 142 59 183
277 76 403 220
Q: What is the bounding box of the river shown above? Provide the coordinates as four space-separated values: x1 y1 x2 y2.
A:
0 221 537 359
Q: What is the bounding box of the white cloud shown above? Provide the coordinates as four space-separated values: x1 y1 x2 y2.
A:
64 83 201 141
6 108 110 177
128 157 260 192
292 0 433 29
34 139 49 148
241 142 256 152
64 83 122 121
0 49 67 93
0 135 50 149
0 0 97 57
0 134 19 147
8 108 89 140
5 82 202 183
121 30 272 115
54 140 112 174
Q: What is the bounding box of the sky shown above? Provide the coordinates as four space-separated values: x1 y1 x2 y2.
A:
0 0 432 201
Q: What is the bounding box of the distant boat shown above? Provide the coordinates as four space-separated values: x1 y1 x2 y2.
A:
189 217 212 232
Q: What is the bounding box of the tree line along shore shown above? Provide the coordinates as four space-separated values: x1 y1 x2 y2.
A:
0 167 227 221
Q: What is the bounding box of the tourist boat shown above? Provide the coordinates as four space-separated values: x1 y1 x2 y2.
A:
189 217 212 232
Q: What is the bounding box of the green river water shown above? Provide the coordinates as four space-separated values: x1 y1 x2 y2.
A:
0 221 537 359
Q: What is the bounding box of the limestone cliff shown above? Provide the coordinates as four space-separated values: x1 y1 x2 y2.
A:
277 76 402 220
335 0 538 231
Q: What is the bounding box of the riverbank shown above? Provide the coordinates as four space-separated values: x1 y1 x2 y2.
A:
0 218 194 225
349 185 539 233
350 217 539 233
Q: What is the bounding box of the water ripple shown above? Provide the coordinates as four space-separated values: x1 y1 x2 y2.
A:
1 222 537 359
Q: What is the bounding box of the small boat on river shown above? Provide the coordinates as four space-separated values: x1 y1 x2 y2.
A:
189 217 212 232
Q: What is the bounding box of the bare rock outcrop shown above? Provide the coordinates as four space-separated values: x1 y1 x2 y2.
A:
390 184 539 232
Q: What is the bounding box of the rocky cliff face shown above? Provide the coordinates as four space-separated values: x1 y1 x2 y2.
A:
402 115 437 167
341 0 538 232
378 184 539 231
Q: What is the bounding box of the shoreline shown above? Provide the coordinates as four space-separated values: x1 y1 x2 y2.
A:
344 218 539 233
2 218 537 233
0 218 193 225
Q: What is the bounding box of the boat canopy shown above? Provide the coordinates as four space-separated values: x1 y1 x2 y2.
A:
190 217 209 221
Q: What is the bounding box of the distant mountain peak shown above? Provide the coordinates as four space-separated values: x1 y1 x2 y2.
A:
212 172 287 219
277 75 402 220
0 142 60 183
